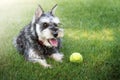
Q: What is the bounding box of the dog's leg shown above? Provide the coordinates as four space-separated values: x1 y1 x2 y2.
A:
27 48 52 68
28 58 52 68
50 53 64 62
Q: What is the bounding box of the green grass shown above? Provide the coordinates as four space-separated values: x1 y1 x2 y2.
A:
0 0 120 80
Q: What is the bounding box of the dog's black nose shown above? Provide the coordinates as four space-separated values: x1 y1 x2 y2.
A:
50 27 58 37
53 32 58 37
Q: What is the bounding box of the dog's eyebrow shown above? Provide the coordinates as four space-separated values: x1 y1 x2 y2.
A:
40 17 50 23
52 17 60 24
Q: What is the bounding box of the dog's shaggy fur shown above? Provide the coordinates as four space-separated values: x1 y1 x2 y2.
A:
13 4 64 68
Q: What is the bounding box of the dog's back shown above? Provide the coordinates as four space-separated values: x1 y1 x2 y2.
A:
13 25 30 55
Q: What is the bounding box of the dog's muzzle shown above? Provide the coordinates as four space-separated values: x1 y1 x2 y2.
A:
50 27 59 38
53 32 58 37
47 27 63 47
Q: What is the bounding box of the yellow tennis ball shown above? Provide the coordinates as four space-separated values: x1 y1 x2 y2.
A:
70 52 83 63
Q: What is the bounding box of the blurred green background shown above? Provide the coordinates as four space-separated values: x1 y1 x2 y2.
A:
0 0 120 80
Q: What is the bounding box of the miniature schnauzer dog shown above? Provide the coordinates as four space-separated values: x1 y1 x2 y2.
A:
14 4 64 68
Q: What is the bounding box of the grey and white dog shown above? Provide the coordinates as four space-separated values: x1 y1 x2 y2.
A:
14 4 64 68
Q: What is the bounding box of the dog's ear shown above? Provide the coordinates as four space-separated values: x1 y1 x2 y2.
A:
50 4 57 15
32 5 44 24
35 5 44 19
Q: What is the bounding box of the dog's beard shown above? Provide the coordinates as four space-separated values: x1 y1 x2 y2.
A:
35 24 63 47
42 28 58 47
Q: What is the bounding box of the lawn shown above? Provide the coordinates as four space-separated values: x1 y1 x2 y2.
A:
0 0 120 80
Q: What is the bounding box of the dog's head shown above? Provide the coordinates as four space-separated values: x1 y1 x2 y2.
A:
32 4 64 47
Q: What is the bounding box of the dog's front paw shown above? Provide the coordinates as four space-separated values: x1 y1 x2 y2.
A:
50 53 64 62
43 64 52 68
37 59 52 68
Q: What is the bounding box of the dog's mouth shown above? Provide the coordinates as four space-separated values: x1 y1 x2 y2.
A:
48 38 58 47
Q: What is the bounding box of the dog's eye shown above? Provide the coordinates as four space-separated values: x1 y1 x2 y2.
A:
43 23 49 28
